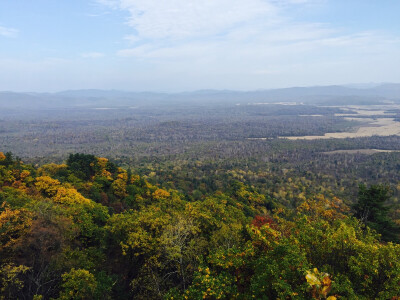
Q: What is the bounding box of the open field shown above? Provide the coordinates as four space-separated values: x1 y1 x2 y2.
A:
282 105 400 140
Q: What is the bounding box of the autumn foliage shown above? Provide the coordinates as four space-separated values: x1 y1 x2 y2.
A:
0 152 399 299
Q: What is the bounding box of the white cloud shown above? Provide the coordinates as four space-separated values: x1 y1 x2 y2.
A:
0 25 18 38
101 0 374 61
81 52 105 58
95 0 400 91
101 0 279 40
124 34 140 43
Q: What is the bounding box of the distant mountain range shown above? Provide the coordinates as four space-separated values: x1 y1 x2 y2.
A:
1 83 399 109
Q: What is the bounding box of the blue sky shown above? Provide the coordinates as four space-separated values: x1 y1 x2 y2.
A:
0 0 399 92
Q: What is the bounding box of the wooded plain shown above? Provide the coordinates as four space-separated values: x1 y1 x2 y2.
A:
1 85 400 299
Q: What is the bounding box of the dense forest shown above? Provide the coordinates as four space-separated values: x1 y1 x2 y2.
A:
2 97 400 299
1 151 400 299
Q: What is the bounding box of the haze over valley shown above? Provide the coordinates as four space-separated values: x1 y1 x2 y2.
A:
2 1 400 299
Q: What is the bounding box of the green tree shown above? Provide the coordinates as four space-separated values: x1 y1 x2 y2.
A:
58 268 97 300
0 263 30 300
66 153 98 181
353 184 399 242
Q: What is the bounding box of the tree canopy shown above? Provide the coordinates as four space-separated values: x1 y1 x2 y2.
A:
0 152 399 299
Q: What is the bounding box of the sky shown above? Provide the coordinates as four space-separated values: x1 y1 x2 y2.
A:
0 0 399 92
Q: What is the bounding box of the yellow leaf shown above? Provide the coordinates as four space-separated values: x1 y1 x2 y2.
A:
321 284 332 297
322 275 331 286
306 272 320 286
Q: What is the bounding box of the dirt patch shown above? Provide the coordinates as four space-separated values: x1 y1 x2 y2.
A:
281 105 400 140
282 118 400 140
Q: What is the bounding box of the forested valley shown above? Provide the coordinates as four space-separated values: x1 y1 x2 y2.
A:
2 90 400 299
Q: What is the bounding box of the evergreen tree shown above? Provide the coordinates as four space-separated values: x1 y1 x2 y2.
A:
353 184 399 242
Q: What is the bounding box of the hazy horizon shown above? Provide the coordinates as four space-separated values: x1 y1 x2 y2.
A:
1 1 400 92
0 82 399 95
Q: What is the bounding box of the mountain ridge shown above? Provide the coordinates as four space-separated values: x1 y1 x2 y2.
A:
0 83 399 109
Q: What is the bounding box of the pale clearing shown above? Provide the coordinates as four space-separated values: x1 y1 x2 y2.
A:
322 149 400 155
280 106 400 140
